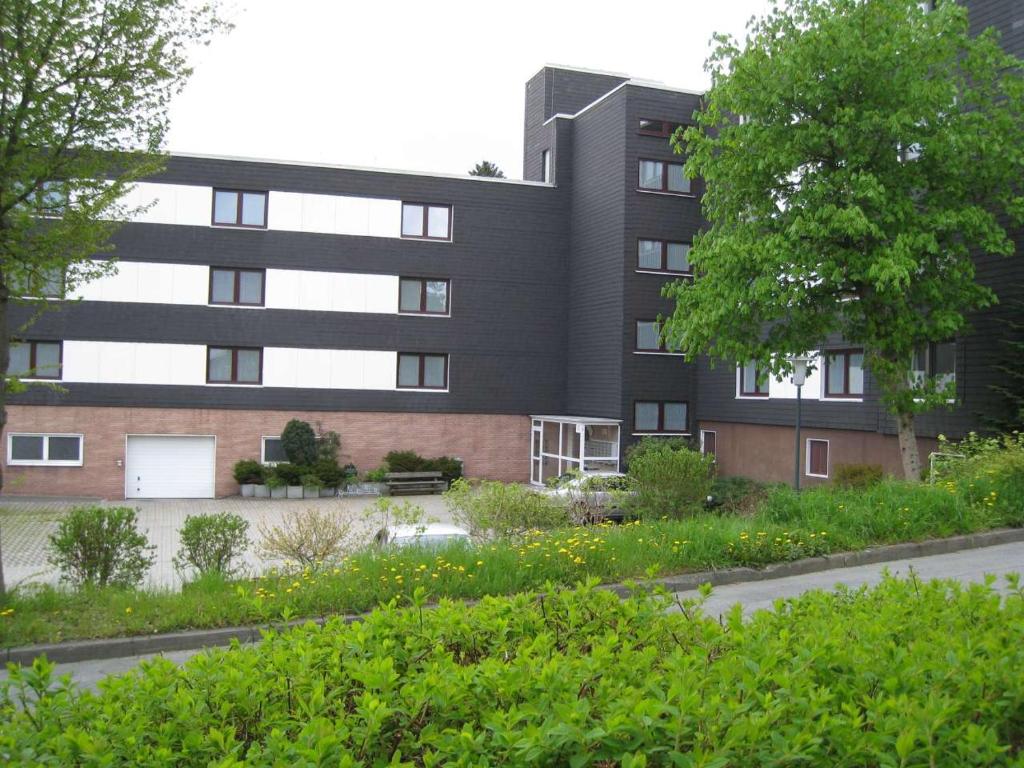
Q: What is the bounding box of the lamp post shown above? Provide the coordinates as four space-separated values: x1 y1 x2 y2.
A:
790 355 810 491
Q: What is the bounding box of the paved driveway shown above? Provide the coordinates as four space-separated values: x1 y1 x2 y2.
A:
0 494 454 590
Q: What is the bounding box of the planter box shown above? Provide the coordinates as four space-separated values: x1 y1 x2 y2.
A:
303 486 320 499
253 484 270 498
320 487 337 498
270 486 287 499
240 484 256 498
287 485 304 499
342 482 388 497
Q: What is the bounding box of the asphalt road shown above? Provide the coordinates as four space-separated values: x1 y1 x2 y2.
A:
5 541 1023 692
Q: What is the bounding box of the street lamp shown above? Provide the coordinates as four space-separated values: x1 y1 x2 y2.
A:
790 354 811 491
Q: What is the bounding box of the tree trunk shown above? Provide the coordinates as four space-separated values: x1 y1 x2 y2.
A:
0 290 7 596
896 410 922 481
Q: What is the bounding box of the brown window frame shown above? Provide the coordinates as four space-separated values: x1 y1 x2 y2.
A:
807 438 829 478
401 202 453 241
206 346 263 385
636 238 693 275
211 189 268 229
633 400 689 434
700 429 717 458
10 340 63 380
208 267 266 306
638 118 683 138
398 277 450 315
824 348 864 398
635 320 668 352
396 352 449 390
637 158 690 194
740 361 769 397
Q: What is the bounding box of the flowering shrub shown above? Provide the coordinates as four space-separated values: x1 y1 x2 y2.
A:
3 576 1024 765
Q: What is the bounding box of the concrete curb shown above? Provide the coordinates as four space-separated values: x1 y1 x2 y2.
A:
5 527 1024 666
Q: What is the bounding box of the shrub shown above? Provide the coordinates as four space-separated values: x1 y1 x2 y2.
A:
833 462 884 488
624 435 695 464
364 465 389 482
300 473 321 489
270 462 304 486
280 419 318 465
626 442 714 518
231 459 265 485
367 497 427 529
47 506 156 587
5 577 1024 765
422 455 464 483
709 476 770 514
172 513 250 578
313 458 345 487
315 429 341 463
445 477 567 538
384 449 426 472
257 508 356 566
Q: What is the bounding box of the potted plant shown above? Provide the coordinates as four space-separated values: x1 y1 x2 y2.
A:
272 462 304 499
254 480 270 498
266 473 286 499
233 459 265 498
301 473 321 499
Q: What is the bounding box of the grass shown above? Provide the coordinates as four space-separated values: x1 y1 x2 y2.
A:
1 462 1021 647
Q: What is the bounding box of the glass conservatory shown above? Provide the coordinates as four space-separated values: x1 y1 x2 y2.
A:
529 415 621 486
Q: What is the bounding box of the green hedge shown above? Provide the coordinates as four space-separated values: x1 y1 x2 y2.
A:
2 576 1023 765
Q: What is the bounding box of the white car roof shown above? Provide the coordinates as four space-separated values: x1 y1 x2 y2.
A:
387 524 469 539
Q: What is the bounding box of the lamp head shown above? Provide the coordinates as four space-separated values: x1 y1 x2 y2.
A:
790 354 810 387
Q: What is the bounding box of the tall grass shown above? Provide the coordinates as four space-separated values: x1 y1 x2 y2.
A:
1 468 1021 646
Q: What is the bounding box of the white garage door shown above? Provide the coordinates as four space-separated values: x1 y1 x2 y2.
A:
125 435 216 499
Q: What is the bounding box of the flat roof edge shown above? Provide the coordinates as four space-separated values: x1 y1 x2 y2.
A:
166 151 556 187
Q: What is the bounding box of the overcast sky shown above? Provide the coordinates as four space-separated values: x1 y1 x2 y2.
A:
165 0 773 180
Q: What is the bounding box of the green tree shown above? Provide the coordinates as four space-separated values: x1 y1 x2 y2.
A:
663 0 1024 480
0 0 227 593
468 160 505 178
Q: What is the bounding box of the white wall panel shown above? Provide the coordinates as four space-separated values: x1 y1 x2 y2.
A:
128 183 213 227
63 342 206 385
264 270 398 314
72 261 208 305
767 354 823 400
263 348 396 390
267 191 401 238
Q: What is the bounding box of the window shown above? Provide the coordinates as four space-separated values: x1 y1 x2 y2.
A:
9 340 61 380
638 159 690 194
540 149 551 182
7 433 83 466
740 360 768 396
212 189 267 228
911 341 956 391
10 267 64 298
209 268 265 306
700 430 717 458
206 346 262 384
807 439 829 478
634 401 688 433
635 320 668 352
397 353 448 390
261 436 288 464
401 202 452 240
637 239 691 274
638 118 682 137
399 278 450 315
824 349 865 397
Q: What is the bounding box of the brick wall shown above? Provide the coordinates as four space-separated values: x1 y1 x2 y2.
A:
2 405 530 499
698 421 940 485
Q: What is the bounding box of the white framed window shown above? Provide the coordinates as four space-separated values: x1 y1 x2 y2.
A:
260 436 288 465
541 149 551 182
806 438 829 478
700 429 717 458
7 433 83 467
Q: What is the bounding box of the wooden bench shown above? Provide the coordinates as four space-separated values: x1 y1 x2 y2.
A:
385 471 448 495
